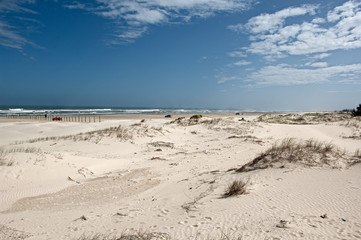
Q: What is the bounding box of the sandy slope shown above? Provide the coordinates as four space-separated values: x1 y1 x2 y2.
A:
0 114 360 239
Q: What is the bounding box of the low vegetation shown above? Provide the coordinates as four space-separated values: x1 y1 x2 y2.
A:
0 147 41 166
257 112 352 124
169 115 252 136
0 147 6 166
75 230 243 240
355 149 361 159
0 224 31 240
352 104 361 117
236 138 358 172
169 115 224 127
340 118 361 139
223 180 248 197
77 231 170 240
13 124 163 144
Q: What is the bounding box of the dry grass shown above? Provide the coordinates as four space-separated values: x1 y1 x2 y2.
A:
169 115 222 127
0 224 31 239
148 141 174 148
76 230 170 240
169 116 251 136
0 147 41 166
206 231 242 240
0 147 6 166
354 149 361 159
13 124 164 144
236 138 351 172
341 119 361 139
4 147 41 154
258 112 352 124
76 230 242 240
223 180 248 197
227 135 263 144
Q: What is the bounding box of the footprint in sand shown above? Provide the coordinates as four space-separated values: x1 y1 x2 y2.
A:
157 208 169 217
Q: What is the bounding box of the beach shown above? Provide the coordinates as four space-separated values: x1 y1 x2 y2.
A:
0 112 360 239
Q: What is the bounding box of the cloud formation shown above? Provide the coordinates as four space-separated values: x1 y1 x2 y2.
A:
66 0 254 43
0 0 36 50
228 4 317 34
246 64 361 86
222 1 361 88
233 60 251 66
229 1 361 58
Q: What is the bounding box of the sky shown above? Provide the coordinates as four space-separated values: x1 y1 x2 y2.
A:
0 0 361 111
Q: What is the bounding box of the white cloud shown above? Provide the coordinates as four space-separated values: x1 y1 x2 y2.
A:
68 0 254 43
0 0 37 50
228 50 247 57
114 26 148 43
245 63 361 86
64 2 88 10
0 0 36 14
327 0 361 22
311 53 331 59
306 62 328 68
233 60 251 66
228 5 317 34
0 21 28 49
216 75 240 84
231 1 361 58
312 17 326 24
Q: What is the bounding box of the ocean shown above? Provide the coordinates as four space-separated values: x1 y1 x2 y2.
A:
0 106 244 117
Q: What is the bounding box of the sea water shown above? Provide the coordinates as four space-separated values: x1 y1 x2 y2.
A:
0 106 245 117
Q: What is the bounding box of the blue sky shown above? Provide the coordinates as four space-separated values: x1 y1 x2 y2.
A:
1 0 361 111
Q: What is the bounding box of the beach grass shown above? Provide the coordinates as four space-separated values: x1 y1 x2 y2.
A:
0 146 41 166
12 124 164 145
236 138 349 172
223 180 248 197
75 229 243 240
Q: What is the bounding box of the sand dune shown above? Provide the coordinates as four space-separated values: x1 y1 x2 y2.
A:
0 113 360 239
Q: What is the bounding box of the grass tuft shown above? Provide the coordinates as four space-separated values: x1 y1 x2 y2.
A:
236 138 350 172
223 180 248 197
355 149 361 158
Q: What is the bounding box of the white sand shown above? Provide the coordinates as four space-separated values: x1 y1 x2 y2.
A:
0 114 360 239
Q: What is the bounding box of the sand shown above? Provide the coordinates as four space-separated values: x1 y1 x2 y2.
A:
0 113 360 239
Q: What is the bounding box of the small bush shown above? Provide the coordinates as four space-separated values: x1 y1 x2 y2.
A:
352 104 361 117
224 180 247 197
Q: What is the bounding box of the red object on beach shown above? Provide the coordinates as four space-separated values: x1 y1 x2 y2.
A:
52 117 62 121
